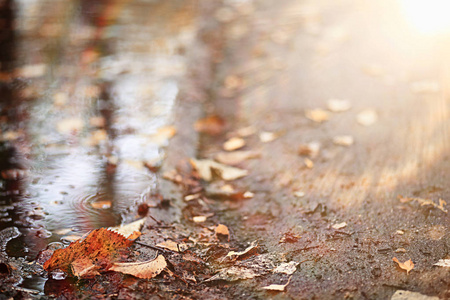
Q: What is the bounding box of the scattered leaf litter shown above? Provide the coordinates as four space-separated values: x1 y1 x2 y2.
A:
223 137 246 151
433 259 450 267
190 158 248 181
110 255 167 279
327 99 351 112
109 218 145 237
156 240 188 252
392 257 414 274
391 290 439 300
305 109 330 123
224 241 258 261
357 109 378 126
262 276 292 292
398 195 447 213
215 224 230 239
333 135 354 146
298 141 321 158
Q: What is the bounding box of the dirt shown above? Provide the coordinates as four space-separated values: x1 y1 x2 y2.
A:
0 0 449 299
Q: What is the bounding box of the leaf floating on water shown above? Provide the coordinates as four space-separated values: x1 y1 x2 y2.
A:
433 259 450 267
190 159 248 181
262 276 292 291
392 257 414 274
44 228 135 274
90 200 112 209
110 255 167 279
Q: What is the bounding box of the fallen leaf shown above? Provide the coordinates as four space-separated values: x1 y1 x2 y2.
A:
215 151 260 165
333 135 354 146
156 240 188 252
109 218 145 238
194 115 225 135
223 137 246 151
293 191 305 198
44 228 135 274
391 290 439 300
215 224 230 239
392 257 414 274
262 276 292 291
304 158 314 169
327 99 351 112
332 222 347 229
395 248 407 253
163 169 182 183
110 255 167 279
433 259 450 267
225 241 258 261
71 258 101 278
273 262 298 275
305 109 330 123
190 159 248 181
396 230 404 235
54 228 73 235
357 109 378 126
259 131 278 143
149 126 177 146
193 216 208 223
90 200 112 209
61 235 82 242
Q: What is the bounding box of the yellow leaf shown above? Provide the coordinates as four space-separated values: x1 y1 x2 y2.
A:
392 257 414 274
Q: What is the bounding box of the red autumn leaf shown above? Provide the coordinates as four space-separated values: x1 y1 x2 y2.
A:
43 228 134 274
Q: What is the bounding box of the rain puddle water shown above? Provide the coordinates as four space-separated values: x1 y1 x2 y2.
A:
0 0 197 293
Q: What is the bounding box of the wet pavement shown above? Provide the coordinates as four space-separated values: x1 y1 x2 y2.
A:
0 0 449 299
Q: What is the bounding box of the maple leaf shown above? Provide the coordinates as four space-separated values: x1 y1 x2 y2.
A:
392 257 414 274
43 228 134 274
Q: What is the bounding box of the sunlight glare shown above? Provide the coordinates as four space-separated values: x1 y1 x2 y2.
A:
399 0 450 34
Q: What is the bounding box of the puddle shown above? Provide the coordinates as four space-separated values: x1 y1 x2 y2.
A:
0 0 198 293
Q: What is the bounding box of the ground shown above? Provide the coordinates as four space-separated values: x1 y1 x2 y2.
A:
0 0 448 299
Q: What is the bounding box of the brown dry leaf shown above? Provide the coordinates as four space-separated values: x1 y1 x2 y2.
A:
273 262 298 275
327 99 351 112
298 141 321 158
190 159 248 181
225 241 258 261
215 151 260 165
392 257 414 274
262 276 292 291
156 240 188 252
162 169 182 183
110 255 167 279
44 228 134 274
215 224 230 239
194 115 225 136
90 200 112 209
223 137 246 151
304 158 314 169
193 216 208 223
357 109 378 126
305 109 330 123
391 290 439 300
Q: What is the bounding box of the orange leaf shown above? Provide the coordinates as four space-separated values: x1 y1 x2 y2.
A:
110 255 167 279
194 115 225 136
392 257 414 274
43 228 134 274
71 258 101 278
